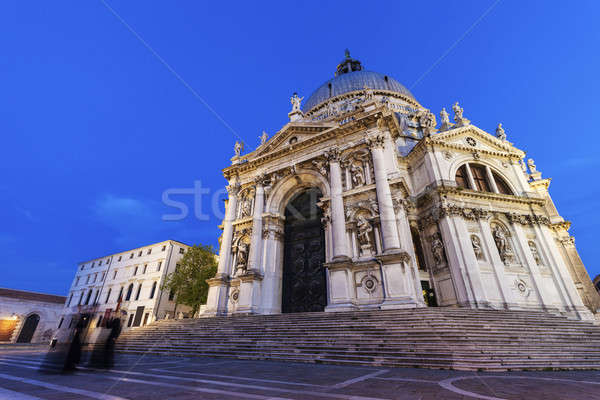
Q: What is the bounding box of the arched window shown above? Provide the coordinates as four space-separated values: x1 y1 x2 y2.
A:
105 288 112 304
493 171 512 195
454 163 513 195
117 286 124 302
125 284 133 301
455 165 469 189
149 282 157 299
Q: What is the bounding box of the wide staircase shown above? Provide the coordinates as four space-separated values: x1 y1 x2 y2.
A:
113 308 600 371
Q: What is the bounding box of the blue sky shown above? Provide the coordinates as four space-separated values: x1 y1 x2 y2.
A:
2 1 600 295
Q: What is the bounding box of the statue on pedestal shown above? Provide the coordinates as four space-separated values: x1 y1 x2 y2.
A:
452 102 470 127
234 141 243 157
290 93 303 112
495 123 506 141
356 214 374 256
260 131 268 145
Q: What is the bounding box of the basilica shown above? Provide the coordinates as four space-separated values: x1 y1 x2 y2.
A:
201 52 600 321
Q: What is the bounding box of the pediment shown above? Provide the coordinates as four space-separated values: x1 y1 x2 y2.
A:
429 125 525 158
251 121 336 158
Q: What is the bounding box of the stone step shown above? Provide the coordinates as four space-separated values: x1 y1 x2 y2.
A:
114 308 600 371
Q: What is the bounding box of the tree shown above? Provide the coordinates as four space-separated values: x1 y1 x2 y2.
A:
161 244 218 316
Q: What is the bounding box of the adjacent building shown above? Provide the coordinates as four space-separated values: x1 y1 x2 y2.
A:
0 288 65 343
203 52 600 320
59 239 191 338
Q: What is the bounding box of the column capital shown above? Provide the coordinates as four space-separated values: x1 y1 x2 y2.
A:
253 173 269 188
324 147 341 162
226 183 241 197
366 134 385 150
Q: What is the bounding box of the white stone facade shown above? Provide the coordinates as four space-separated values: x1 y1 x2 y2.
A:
203 54 599 320
0 289 65 343
59 239 191 339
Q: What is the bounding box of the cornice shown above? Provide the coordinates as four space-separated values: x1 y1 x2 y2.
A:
405 125 525 163
223 109 395 179
304 89 423 116
437 186 546 207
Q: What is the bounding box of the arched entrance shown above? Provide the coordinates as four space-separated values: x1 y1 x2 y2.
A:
16 314 40 343
282 187 326 313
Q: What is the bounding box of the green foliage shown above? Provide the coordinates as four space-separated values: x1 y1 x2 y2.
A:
161 244 217 315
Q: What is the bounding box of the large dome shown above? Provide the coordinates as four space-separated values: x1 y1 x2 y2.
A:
302 52 415 112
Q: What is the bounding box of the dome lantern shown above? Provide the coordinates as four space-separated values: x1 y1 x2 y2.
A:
335 49 363 77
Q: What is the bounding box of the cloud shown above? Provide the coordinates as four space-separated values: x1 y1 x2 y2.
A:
17 207 36 222
92 194 164 245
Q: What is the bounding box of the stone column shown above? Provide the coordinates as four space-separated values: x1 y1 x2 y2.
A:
367 135 401 252
509 221 552 309
325 148 350 260
201 183 239 316
217 184 239 275
437 214 485 308
246 179 265 272
395 201 425 306
533 223 593 320
479 220 516 308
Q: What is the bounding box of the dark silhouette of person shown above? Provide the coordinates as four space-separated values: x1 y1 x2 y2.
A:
63 313 88 372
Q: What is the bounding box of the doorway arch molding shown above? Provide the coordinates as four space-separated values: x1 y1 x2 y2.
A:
265 168 330 216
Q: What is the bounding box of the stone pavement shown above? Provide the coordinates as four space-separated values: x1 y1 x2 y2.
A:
0 347 599 399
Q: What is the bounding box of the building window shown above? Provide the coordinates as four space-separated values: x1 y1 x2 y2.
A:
133 266 138 276
58 317 64 329
92 273 97 283
84 289 92 305
93 290 99 305
75 277 80 286
157 261 162 272
92 262 95 268
470 164 490 192
455 165 469 189
168 290 175 301
85 275 90 284
147 248 152 255
150 282 157 299
117 286 124 302
493 171 512 195
130 253 134 259
134 284 142 301
113 270 117 280
96 316 103 328
127 314 134 327
105 288 112 303
67 293 73 306
162 245 166 251
101 272 105 281
454 163 513 195
98 260 102 266
80 265 84 271
78 291 84 305
143 264 147 274
138 250 143 257
118 256 122 262
125 284 134 301
179 248 185 254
